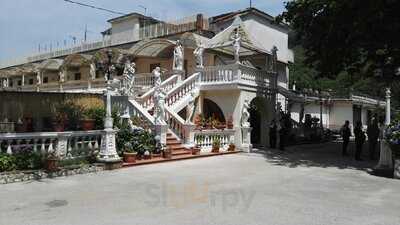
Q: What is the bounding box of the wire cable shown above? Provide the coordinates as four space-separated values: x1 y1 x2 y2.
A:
62 0 126 15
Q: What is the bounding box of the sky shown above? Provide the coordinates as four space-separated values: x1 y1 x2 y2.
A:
0 0 286 61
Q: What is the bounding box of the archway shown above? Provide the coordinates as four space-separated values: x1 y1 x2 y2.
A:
249 97 268 146
203 98 225 123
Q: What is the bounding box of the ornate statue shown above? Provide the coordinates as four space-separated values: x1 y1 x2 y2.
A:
36 71 42 85
241 100 250 127
154 91 166 125
269 46 278 72
121 60 136 96
173 40 184 71
231 29 241 63
153 66 162 88
2 78 7 88
90 63 97 80
193 41 205 68
59 69 65 83
186 91 196 123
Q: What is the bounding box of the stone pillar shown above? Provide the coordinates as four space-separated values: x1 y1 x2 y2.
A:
21 74 25 86
56 132 71 158
97 85 121 167
374 88 393 175
240 126 252 153
183 123 196 147
155 124 168 145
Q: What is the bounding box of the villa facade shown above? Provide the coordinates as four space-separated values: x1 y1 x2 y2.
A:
0 8 294 151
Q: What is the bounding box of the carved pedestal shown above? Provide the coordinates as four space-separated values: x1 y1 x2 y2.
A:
394 159 400 179
241 126 252 153
183 123 196 148
155 124 168 145
97 128 121 167
373 139 393 177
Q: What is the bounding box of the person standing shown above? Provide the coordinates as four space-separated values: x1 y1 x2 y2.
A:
269 120 277 148
354 121 366 161
367 117 380 160
340 120 351 156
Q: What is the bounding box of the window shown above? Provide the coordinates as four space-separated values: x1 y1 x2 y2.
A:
17 80 22 86
29 79 33 85
150 63 161 73
9 80 13 87
74 73 81 80
43 77 48 83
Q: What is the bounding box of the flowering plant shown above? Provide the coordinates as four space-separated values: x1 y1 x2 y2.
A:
386 119 400 145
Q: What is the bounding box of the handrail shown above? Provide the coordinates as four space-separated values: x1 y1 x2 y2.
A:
165 72 199 107
164 106 186 140
128 99 155 126
137 74 179 109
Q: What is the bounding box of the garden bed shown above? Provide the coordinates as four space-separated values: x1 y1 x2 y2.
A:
0 164 104 185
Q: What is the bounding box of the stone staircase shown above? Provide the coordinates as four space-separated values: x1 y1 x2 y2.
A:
166 132 192 157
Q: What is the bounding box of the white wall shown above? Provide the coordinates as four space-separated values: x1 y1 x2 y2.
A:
111 17 140 45
329 102 353 131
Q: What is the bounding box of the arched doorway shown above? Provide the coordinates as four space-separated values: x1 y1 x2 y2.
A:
203 98 225 122
249 97 267 146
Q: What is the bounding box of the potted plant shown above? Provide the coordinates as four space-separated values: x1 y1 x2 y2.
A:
228 142 236 152
226 115 234 129
80 109 96 131
53 111 67 132
192 145 201 155
44 151 59 172
194 114 203 130
122 142 137 163
212 138 220 153
163 146 172 159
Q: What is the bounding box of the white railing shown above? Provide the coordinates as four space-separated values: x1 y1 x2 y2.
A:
0 130 102 159
165 72 199 107
137 74 180 109
239 64 271 87
201 64 238 84
111 96 155 129
194 129 235 152
134 73 155 87
164 107 186 140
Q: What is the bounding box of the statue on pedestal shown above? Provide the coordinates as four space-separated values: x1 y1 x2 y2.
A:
173 40 184 71
90 63 97 80
194 41 205 68
36 71 42 85
154 91 166 125
231 29 241 63
186 91 196 123
59 70 66 83
241 100 251 127
121 60 136 96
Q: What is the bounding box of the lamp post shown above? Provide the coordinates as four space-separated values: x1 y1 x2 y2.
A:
97 49 121 167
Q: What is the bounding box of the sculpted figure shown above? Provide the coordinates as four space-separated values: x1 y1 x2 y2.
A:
193 41 205 68
186 91 196 123
231 29 241 63
155 91 166 125
241 100 250 127
173 40 184 71
59 69 66 83
36 71 42 85
121 60 136 96
89 63 97 80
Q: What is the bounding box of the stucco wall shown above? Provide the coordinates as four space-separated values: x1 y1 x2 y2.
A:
329 102 353 130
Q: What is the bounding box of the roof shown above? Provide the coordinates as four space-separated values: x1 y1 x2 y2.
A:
210 7 290 30
107 12 158 23
206 16 270 55
37 59 64 70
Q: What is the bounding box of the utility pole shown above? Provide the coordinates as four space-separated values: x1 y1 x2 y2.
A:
250 0 252 8
84 24 87 42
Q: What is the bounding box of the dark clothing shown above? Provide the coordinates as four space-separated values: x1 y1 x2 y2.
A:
354 127 366 160
279 128 286 150
367 124 380 160
269 125 277 149
341 125 351 156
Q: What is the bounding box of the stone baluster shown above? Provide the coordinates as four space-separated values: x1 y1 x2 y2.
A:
94 138 99 150
7 140 12 154
16 139 21 150
40 139 46 153
33 139 38 152
88 137 93 150
48 139 54 152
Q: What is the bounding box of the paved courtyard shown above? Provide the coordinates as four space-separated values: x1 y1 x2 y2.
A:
1 142 399 225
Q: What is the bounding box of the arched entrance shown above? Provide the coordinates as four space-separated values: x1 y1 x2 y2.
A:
203 98 225 122
249 97 268 146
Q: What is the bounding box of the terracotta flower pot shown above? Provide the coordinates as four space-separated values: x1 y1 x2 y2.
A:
80 119 95 131
228 144 235 151
45 159 59 172
192 147 201 155
53 122 65 132
163 150 172 159
212 146 220 153
123 152 137 163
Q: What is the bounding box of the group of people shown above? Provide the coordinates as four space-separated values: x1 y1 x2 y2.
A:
341 118 380 161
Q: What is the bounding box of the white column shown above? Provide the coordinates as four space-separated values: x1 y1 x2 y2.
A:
375 87 393 171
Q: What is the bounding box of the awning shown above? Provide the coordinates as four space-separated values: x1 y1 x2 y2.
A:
37 59 64 70
128 39 176 58
62 54 92 68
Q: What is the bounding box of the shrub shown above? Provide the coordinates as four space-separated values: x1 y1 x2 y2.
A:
0 154 16 172
84 107 106 130
14 151 42 170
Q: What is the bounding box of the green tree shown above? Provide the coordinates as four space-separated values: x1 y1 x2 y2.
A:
279 0 400 80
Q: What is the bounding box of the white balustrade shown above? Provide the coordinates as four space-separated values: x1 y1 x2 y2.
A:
194 129 235 152
164 107 186 141
137 75 180 109
0 130 102 159
239 64 271 87
201 64 238 83
165 73 199 107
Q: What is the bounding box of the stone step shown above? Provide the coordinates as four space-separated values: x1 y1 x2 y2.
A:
166 140 182 145
171 149 192 156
